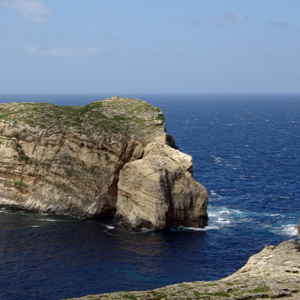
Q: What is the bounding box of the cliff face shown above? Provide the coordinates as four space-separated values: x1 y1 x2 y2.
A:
116 142 208 230
0 96 208 230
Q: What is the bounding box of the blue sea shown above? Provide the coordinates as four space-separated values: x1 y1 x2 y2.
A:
0 94 299 300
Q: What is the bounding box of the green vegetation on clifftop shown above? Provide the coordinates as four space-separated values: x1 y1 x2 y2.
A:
0 96 165 136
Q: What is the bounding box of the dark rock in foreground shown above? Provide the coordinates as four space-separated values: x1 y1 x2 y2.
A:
63 239 300 299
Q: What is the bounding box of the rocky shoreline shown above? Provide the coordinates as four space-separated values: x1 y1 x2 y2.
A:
63 239 300 300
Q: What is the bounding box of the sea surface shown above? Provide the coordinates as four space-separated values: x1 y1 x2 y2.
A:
0 94 299 300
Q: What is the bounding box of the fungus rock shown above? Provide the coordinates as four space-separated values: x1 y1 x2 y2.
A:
0 97 208 230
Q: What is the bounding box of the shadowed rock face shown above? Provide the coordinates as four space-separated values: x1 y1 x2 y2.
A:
0 96 208 230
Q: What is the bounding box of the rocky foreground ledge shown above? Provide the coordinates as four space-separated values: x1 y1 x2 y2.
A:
0 96 208 231
64 239 300 300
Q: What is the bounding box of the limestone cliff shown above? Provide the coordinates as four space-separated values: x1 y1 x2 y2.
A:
0 96 208 230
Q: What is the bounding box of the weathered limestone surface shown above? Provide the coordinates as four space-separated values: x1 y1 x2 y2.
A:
116 142 208 230
63 239 300 300
0 96 208 230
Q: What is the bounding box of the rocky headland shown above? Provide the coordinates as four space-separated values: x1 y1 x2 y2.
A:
0 96 208 231
64 239 300 300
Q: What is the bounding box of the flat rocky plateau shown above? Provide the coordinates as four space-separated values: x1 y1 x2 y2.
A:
63 239 300 300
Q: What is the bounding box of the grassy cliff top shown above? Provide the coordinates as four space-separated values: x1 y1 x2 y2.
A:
0 96 165 137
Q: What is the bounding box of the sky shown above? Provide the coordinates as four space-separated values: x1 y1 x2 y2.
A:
0 0 300 94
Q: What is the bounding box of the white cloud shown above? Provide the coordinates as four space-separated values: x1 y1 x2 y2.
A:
0 0 53 22
186 12 248 27
25 45 101 57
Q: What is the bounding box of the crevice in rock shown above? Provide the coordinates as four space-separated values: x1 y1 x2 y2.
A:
166 134 179 150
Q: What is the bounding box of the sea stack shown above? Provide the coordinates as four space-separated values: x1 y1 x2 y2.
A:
0 97 208 231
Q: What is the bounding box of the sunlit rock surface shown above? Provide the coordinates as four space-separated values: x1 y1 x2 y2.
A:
0 96 208 230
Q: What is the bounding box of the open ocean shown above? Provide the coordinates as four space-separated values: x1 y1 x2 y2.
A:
0 94 299 300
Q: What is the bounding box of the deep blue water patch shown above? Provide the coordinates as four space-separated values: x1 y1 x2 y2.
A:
0 94 299 300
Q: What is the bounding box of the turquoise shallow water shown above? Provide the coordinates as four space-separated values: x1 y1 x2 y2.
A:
0 94 299 300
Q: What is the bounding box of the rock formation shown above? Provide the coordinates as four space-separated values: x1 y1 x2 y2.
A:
63 239 300 300
116 142 208 230
0 96 208 230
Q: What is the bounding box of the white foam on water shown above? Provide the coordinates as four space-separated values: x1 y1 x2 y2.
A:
282 225 298 236
208 211 219 218
102 224 115 230
210 190 217 196
212 155 224 165
216 217 231 224
30 225 41 228
211 155 234 167
186 225 220 231
207 206 254 229
264 213 281 217
38 218 61 222
208 209 232 227
171 225 220 232
209 190 225 201
271 224 298 237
